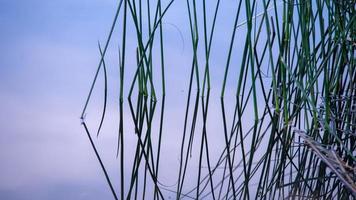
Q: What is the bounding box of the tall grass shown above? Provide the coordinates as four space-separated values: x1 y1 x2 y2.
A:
81 0 355 199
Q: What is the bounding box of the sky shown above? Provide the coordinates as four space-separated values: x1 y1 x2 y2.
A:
0 1 124 199
0 1 280 199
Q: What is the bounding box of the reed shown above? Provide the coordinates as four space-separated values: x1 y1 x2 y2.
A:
81 0 355 199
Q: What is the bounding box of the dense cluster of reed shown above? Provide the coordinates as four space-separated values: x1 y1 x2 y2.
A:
81 0 355 199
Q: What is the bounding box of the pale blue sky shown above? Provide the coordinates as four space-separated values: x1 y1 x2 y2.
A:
0 1 122 199
0 0 281 199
